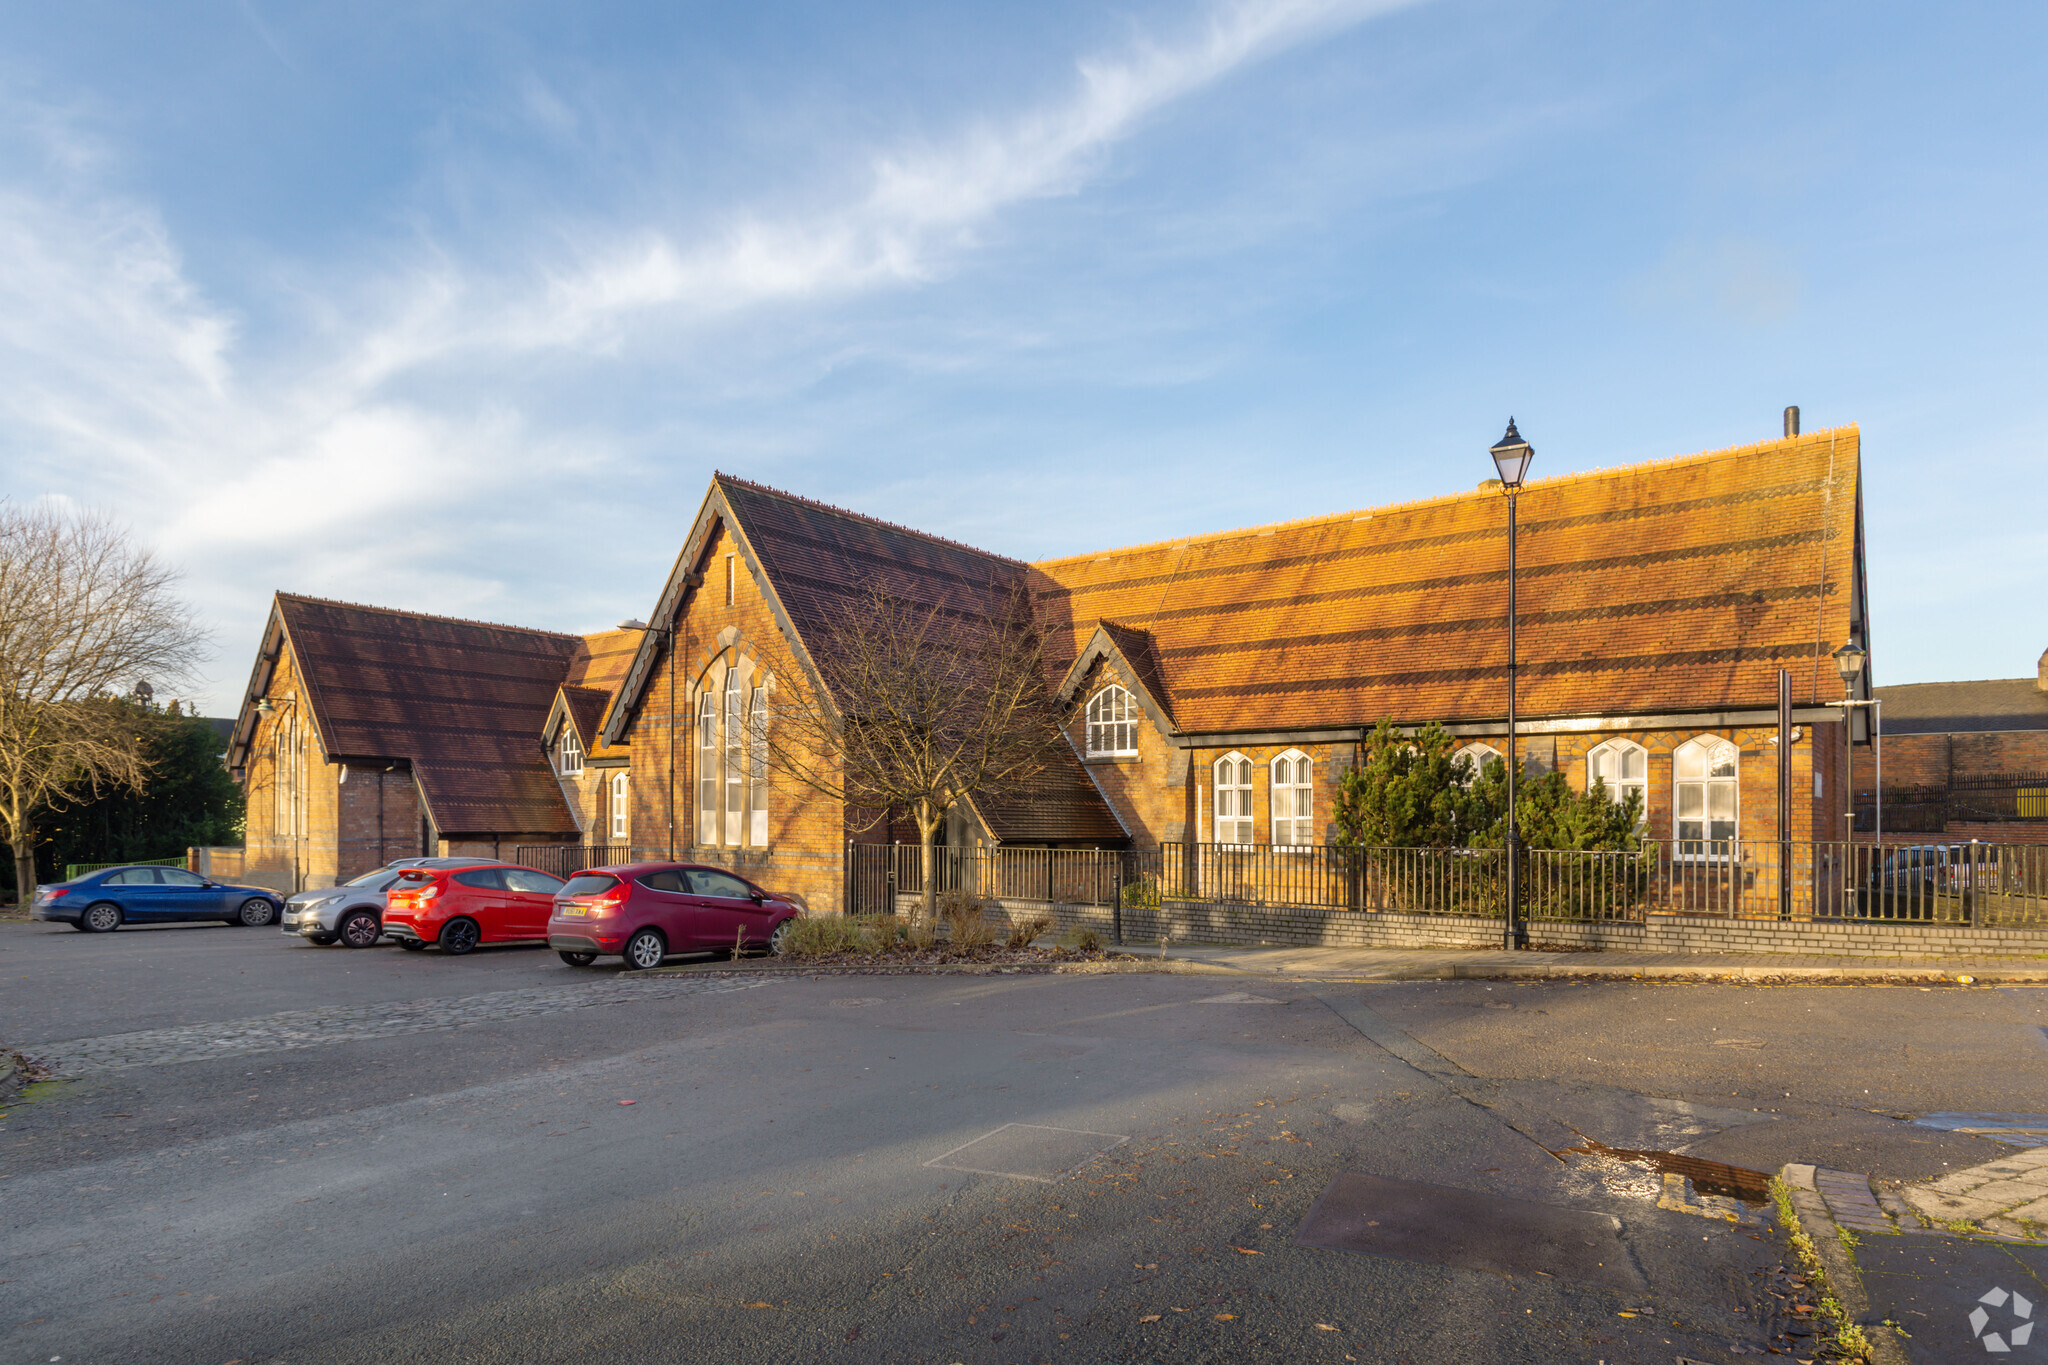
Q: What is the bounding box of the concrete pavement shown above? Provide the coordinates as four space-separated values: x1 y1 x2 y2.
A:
1121 940 2048 984
7 918 2048 1363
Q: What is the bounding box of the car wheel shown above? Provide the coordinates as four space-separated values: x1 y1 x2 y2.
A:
397 939 427 952
81 902 124 933
622 928 666 970
557 950 598 967
769 918 794 956
439 918 481 955
235 897 277 928
338 911 381 949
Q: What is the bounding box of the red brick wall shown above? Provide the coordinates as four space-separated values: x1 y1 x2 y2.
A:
623 520 848 912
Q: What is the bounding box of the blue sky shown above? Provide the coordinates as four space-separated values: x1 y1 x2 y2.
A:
3 0 2043 714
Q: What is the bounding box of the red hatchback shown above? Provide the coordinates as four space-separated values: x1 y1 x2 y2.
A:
548 862 801 969
383 862 569 955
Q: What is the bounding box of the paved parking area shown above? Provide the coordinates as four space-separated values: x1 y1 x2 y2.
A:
4 921 2045 1364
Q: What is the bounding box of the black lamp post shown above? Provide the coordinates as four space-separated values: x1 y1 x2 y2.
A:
1490 419 1534 950
1833 642 1867 841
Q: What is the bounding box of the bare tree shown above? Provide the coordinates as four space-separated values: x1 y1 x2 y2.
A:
761 581 1069 925
0 505 207 904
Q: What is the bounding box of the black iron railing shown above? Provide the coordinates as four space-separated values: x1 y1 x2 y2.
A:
844 839 2048 928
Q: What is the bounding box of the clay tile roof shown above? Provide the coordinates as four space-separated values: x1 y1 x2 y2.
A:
970 743 1132 844
1028 426 1864 734
716 474 1028 641
277 594 582 835
716 475 1127 844
561 627 645 753
1875 678 2048 734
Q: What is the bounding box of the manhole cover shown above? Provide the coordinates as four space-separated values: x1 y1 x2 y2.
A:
924 1123 1129 1183
1295 1171 1644 1290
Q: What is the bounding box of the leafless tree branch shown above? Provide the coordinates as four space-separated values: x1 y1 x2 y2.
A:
0 503 208 901
759 579 1068 922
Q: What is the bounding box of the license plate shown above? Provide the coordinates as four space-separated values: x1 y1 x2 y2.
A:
559 906 588 918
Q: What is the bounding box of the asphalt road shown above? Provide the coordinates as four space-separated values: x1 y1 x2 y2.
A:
3 919 2044 1365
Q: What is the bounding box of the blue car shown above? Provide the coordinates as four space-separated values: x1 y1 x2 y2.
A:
32 865 284 932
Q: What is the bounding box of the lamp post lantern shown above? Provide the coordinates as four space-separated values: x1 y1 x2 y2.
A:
1490 419 1533 950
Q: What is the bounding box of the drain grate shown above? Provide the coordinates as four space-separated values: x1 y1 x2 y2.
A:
1295 1171 1644 1290
924 1123 1129 1183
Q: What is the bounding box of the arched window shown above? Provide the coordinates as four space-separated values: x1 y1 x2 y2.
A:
557 727 583 777
724 667 745 846
1586 739 1647 819
1271 750 1314 846
696 688 719 846
1086 685 1138 756
609 772 630 841
1213 752 1254 846
1674 736 1739 857
1451 743 1502 787
748 683 769 845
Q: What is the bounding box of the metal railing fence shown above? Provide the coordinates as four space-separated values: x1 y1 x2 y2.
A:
844 839 2048 929
62 856 187 882
511 844 634 879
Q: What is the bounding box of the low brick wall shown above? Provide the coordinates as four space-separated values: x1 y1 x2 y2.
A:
912 894 2048 960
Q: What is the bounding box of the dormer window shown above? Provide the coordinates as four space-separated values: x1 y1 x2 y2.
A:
558 728 583 776
1085 685 1138 756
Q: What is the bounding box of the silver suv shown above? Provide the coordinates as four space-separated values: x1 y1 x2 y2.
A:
281 857 477 948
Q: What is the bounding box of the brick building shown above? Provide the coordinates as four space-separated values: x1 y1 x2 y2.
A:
597 424 1872 911
1868 649 2048 842
227 595 626 891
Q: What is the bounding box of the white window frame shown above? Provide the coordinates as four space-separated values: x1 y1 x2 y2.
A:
748 683 769 846
1085 685 1139 756
558 727 583 777
1270 749 1314 847
1585 739 1648 824
1213 751 1254 848
609 772 629 841
1451 742 1502 787
723 666 745 846
1673 736 1739 860
696 687 719 846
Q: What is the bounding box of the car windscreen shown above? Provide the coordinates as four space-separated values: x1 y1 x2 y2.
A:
503 868 566 894
562 873 620 897
346 868 402 888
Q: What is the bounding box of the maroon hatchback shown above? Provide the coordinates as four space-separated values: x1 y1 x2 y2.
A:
548 862 801 969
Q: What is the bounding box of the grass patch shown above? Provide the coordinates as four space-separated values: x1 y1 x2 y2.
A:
1769 1174 1873 1362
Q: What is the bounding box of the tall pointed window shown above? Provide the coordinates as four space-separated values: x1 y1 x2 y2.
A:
1213 752 1254 846
748 683 769 845
1270 750 1314 845
724 666 745 845
1674 737 1738 858
557 727 583 776
1085 685 1138 756
1586 739 1647 821
696 689 719 846
609 772 630 841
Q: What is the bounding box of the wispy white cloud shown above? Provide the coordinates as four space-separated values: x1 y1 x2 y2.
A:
0 0 1407 708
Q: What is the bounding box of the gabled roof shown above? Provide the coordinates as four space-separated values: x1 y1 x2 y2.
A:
231 594 583 835
716 474 1028 646
607 474 1127 842
1876 678 2048 735
1029 426 1866 735
1057 620 1176 733
547 627 644 757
